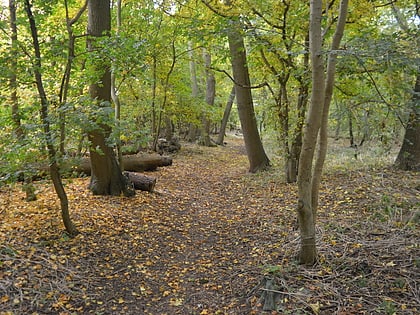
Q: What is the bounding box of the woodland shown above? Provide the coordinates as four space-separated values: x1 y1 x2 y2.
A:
0 0 419 314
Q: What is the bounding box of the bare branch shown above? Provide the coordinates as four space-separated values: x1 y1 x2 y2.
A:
210 66 268 89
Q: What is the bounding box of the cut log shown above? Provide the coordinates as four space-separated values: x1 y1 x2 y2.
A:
2 154 170 185
122 154 172 172
76 154 172 175
124 171 156 192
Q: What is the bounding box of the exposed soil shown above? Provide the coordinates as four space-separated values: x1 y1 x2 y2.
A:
0 136 419 314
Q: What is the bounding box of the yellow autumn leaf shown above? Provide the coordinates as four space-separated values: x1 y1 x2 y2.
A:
0 295 10 303
309 302 321 315
169 297 183 306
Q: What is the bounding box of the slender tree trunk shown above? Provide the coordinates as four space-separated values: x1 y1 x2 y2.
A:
288 34 309 183
395 70 420 170
297 0 348 265
9 0 23 139
151 55 158 148
216 85 236 145
153 38 176 150
187 41 200 142
87 0 133 196
111 0 123 168
348 108 355 147
279 82 292 182
311 0 349 215
260 47 292 179
59 0 87 155
227 20 270 172
296 0 325 265
24 0 77 236
199 48 215 146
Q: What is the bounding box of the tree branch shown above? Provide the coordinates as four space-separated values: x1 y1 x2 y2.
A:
210 66 268 89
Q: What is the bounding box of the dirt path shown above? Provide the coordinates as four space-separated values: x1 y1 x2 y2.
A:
116 141 291 314
1 137 419 314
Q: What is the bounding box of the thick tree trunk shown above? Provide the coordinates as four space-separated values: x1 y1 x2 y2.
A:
87 0 133 196
216 85 236 145
227 20 270 173
88 131 133 196
395 71 420 171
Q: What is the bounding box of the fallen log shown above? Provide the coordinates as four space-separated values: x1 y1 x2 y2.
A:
76 153 172 175
124 171 156 192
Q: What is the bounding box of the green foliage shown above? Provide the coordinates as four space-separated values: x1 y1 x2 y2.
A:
0 112 45 184
0 0 418 180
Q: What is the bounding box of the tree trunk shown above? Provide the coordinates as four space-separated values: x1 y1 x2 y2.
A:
152 39 176 151
111 0 123 168
288 33 309 183
87 0 133 196
348 108 355 147
227 20 270 173
297 0 348 265
199 48 215 147
395 71 420 170
296 0 325 265
151 55 158 149
9 0 23 140
59 1 87 156
24 0 77 236
187 41 200 143
216 85 236 145
311 0 349 216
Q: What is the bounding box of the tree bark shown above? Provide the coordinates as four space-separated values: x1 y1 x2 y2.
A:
216 85 236 145
395 70 420 171
227 19 270 172
87 0 133 196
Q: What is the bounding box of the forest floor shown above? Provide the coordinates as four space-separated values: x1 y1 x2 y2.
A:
0 135 419 315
